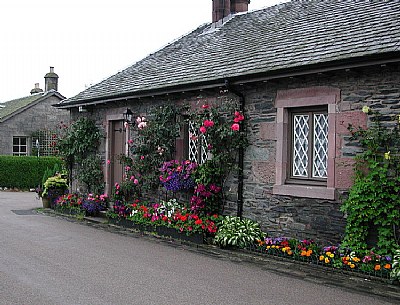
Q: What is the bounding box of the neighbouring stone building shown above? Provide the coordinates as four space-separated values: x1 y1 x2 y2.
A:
0 67 69 156
56 1 400 244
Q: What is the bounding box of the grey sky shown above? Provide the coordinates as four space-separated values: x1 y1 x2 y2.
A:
0 0 287 102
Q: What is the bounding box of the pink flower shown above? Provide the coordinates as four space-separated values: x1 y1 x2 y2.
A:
199 126 207 134
125 166 131 171
124 122 129 129
127 139 134 145
130 175 135 181
140 156 145 160
234 112 244 123
138 122 147 129
133 179 139 185
202 104 210 109
189 133 198 141
203 120 214 128
107 159 111 165
231 123 240 131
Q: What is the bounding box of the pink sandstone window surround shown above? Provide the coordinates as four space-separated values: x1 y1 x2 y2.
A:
273 87 340 200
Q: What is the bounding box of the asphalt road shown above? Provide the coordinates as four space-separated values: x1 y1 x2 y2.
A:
0 192 397 305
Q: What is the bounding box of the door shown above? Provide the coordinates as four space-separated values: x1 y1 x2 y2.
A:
110 120 126 189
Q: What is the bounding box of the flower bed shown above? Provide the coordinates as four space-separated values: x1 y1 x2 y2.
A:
250 237 394 280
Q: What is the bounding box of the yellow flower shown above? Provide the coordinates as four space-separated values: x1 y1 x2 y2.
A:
325 257 330 264
374 264 381 271
266 246 271 249
384 151 390 160
319 255 325 261
329 253 334 258
301 250 307 256
352 257 360 263
306 249 313 257
362 106 370 114
326 251 332 256
349 263 355 269
287 250 293 255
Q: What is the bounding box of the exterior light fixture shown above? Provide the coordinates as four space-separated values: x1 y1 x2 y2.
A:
123 108 133 124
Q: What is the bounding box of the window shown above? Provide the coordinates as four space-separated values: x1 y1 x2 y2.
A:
31 129 59 156
188 121 208 164
288 108 328 185
13 137 28 156
273 87 339 200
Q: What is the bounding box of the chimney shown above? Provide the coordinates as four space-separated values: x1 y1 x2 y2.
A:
30 83 43 95
212 0 250 23
44 66 59 91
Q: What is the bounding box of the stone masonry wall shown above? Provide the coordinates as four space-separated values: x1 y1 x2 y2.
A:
241 63 400 245
0 95 69 155
71 63 399 245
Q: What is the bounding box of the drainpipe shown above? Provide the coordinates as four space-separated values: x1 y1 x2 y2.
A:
224 80 245 218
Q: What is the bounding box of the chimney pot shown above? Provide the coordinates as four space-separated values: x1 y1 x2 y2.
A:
30 83 43 95
44 66 59 91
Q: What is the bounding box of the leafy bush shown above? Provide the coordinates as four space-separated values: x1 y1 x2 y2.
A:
0 156 62 189
215 216 263 248
341 107 400 255
391 249 400 281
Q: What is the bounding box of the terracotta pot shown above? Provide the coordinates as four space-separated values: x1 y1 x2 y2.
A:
42 197 51 209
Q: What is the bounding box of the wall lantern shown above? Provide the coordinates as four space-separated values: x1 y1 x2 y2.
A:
123 108 133 124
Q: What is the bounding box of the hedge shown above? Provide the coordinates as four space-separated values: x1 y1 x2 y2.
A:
0 156 63 190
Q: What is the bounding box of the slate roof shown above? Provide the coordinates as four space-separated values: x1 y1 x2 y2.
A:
60 0 400 107
0 91 64 122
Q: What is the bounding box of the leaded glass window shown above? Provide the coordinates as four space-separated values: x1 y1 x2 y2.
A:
290 109 328 181
188 121 208 164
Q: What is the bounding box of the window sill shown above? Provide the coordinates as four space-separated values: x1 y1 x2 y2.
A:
273 184 335 200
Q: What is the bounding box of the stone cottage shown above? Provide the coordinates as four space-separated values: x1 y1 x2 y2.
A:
0 67 69 156
56 0 400 244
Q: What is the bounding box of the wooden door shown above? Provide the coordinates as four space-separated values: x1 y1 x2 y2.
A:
110 120 125 188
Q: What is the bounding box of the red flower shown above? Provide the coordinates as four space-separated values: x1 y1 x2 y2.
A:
199 126 207 134
202 104 210 109
234 112 244 123
180 215 187 222
195 219 203 225
162 216 168 222
231 123 240 131
203 120 214 128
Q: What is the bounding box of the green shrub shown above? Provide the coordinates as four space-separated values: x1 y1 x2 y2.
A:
0 156 63 189
214 216 263 248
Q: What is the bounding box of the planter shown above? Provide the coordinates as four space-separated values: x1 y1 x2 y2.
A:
42 197 51 208
156 226 204 244
108 217 156 233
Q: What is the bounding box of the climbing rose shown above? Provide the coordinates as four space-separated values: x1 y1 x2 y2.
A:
199 126 207 134
231 123 240 131
203 120 214 128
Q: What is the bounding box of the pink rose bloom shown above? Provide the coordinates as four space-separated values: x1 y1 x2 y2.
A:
133 179 139 185
130 175 135 181
203 120 214 128
202 104 209 109
140 156 145 160
125 166 131 171
107 159 111 165
199 126 207 134
127 139 134 145
231 123 240 131
234 113 244 123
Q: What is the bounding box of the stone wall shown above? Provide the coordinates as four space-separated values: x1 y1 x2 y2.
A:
0 95 69 155
241 63 400 244
71 62 400 245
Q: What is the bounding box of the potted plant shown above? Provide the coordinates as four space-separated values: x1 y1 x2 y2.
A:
42 173 68 208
